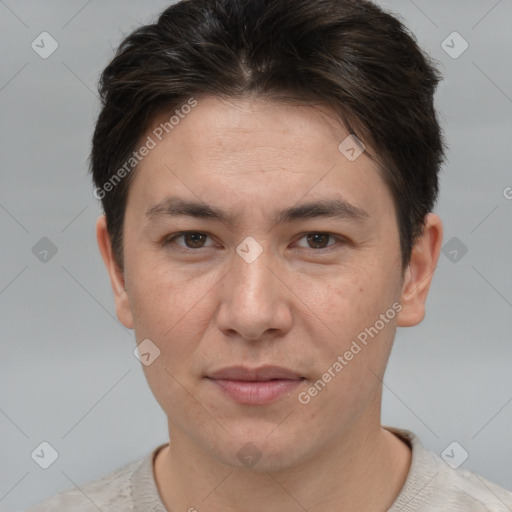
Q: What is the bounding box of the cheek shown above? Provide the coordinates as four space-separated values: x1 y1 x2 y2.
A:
128 262 211 425
299 282 397 431
126 259 218 379
126 252 194 330
303 260 399 397
313 261 397 332
140 357 217 446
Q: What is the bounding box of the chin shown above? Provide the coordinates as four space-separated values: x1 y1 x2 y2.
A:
207 424 315 472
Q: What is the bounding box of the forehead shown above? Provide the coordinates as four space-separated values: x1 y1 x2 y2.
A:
125 95 393 226
140 96 363 176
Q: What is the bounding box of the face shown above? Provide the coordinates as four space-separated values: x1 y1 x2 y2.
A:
98 95 440 471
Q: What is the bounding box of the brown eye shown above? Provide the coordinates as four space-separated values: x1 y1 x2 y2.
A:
181 232 208 248
295 232 339 250
306 233 332 249
164 231 214 251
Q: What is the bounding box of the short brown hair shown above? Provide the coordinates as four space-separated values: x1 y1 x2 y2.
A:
91 0 446 271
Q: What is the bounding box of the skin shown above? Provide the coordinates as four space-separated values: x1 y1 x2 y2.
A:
97 95 443 512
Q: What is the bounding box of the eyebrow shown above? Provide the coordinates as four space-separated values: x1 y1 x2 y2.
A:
145 196 369 227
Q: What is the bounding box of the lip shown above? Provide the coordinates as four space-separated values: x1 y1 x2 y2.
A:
208 365 303 381
206 365 305 405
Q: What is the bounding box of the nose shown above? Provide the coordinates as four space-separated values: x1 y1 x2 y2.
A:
215 246 293 342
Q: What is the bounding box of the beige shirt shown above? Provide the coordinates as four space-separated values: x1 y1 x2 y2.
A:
26 427 512 511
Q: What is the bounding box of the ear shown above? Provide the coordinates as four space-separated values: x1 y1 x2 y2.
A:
96 215 134 329
397 213 443 327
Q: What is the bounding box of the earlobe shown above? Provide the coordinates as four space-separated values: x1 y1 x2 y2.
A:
96 215 134 329
396 213 443 327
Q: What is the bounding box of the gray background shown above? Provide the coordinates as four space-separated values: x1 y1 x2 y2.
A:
1 1 511 510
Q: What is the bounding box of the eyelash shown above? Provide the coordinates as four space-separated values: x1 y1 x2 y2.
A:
162 231 346 253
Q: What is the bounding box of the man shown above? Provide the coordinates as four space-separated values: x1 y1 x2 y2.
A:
28 0 512 510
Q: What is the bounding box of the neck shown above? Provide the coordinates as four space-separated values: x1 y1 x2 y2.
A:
154 420 411 512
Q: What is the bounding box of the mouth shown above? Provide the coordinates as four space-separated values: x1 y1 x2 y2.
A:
205 365 306 405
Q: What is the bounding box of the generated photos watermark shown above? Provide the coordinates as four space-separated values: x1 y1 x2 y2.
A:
298 301 402 405
93 97 198 200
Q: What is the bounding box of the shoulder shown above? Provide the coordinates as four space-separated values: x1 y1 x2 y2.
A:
386 426 512 512
25 455 147 512
431 458 512 511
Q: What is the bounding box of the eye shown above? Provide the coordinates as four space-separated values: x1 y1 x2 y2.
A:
163 231 345 253
295 232 341 250
163 231 215 251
